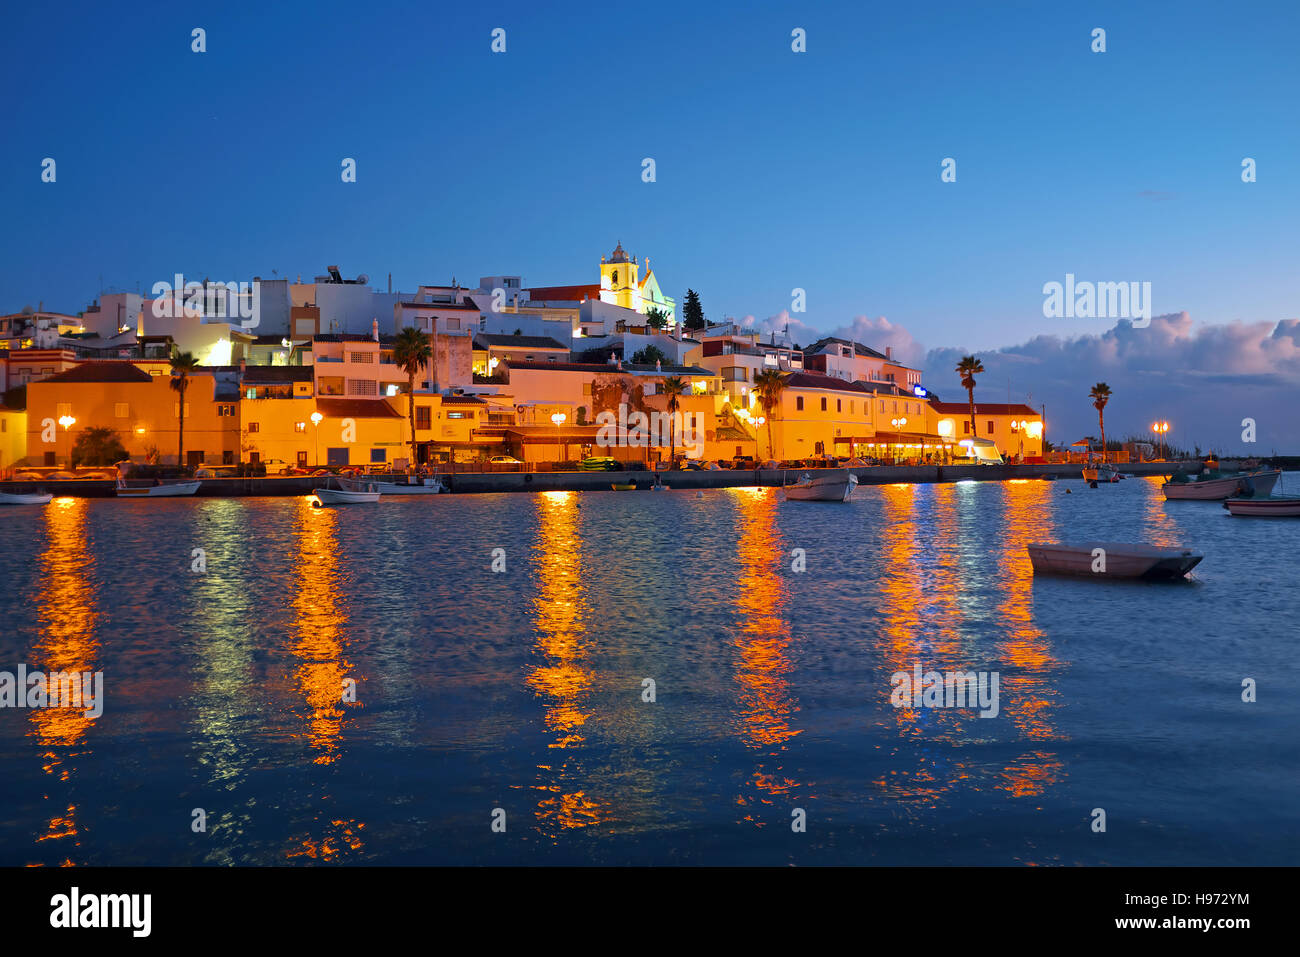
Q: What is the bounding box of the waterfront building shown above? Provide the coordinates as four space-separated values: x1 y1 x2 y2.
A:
472 334 568 380
291 267 406 337
684 326 804 406
528 241 676 326
927 401 1044 461
802 337 923 390
0 399 25 472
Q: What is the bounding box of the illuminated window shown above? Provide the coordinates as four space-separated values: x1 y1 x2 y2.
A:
294 422 306 433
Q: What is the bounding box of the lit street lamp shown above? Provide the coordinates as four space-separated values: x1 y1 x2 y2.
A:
890 417 907 464
1151 420 1170 461
310 411 323 467
551 411 567 463
58 414 76 468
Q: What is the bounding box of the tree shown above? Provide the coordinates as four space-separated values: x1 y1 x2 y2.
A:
681 289 705 332
71 427 128 467
1090 382 1112 463
753 369 787 462
631 345 669 366
645 307 670 331
660 376 688 465
170 349 199 468
393 326 433 466
955 355 984 438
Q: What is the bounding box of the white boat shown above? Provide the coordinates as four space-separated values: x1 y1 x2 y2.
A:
1081 464 1120 483
1224 496 1300 517
0 490 53 505
347 476 442 495
1163 468 1280 501
1027 541 1203 580
314 483 381 506
115 479 201 497
783 471 858 502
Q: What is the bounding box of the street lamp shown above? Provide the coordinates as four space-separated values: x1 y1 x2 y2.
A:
755 415 766 461
550 411 567 464
890 417 907 464
310 411 323 467
1151 420 1170 461
58 414 76 469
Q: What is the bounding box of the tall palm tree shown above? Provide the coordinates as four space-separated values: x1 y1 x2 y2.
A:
660 376 687 465
753 369 787 462
393 326 433 467
1090 382 1112 463
955 355 984 438
169 349 199 469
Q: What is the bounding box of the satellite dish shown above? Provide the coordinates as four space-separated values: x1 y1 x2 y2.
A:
357 273 370 285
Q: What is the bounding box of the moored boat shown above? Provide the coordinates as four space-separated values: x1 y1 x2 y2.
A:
1223 496 1300 517
313 483 381 505
1081 464 1120 483
1163 468 1280 501
611 483 638 491
783 470 858 502
1027 541 1203 580
345 476 443 495
115 479 201 497
0 490 53 505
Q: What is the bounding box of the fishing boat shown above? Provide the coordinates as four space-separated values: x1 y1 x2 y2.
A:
345 476 442 495
783 470 858 502
1027 542 1203 580
611 483 638 491
1163 468 1281 501
0 490 53 505
1080 463 1120 483
115 478 201 497
1223 497 1300 517
313 483 381 506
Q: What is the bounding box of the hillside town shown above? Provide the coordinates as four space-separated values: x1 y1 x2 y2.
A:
0 242 1046 475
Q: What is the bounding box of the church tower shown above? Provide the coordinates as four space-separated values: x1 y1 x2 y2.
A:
599 241 641 311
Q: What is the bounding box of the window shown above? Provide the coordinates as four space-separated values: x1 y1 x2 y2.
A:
987 420 995 435
371 449 387 463
248 422 260 433
820 397 828 412
216 404 236 417
115 403 129 418
416 406 431 430
347 379 379 396
174 403 190 418
879 400 885 413
796 396 804 411
963 421 971 434
347 351 375 363
297 451 308 467
249 451 260 465
447 411 470 419
222 451 234 465
294 422 306 433
836 399 842 412
1 420 5 433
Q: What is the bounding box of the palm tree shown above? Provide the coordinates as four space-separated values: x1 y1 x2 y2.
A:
393 327 433 467
955 355 984 438
660 376 687 465
1090 382 1112 463
753 369 788 462
169 349 199 469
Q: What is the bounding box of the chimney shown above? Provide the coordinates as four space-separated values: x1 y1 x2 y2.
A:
239 358 246 376
372 318 379 342
886 346 893 359
655 358 661 371
388 273 392 294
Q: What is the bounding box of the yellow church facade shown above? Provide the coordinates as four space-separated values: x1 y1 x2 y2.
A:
598 242 676 323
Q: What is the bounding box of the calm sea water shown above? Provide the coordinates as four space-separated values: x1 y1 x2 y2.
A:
1 474 1297 866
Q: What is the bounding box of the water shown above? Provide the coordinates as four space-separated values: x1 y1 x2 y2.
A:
1 475 1297 866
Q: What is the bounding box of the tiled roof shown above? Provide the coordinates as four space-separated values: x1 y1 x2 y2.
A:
804 337 888 360
241 365 314 382
525 284 601 302
931 401 1038 416
473 334 568 350
41 362 153 384
314 398 402 418
781 371 874 395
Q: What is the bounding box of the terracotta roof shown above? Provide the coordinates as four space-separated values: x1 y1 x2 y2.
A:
525 284 601 302
473 334 568 350
314 398 402 418
440 394 486 405
41 362 152 384
931 401 1038 416
781 371 875 395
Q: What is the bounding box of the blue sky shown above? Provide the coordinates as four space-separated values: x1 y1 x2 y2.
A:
2 0 1297 448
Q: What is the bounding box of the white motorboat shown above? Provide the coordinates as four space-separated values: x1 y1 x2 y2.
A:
115 479 201 497
313 482 380 506
1081 464 1120 483
1224 496 1300 517
346 476 442 495
0 490 53 505
783 471 858 502
1163 468 1281 501
1027 541 1203 580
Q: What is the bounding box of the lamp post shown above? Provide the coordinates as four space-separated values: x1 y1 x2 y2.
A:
551 412 567 464
890 417 907 464
310 411 323 467
1151 420 1170 462
755 415 766 462
58 414 76 469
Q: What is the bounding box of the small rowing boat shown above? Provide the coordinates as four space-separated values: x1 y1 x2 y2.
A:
611 483 638 491
1223 497 1300 517
1027 542 1203 580
314 480 380 505
345 476 442 495
1081 464 1120 483
0 490 53 505
1163 468 1280 501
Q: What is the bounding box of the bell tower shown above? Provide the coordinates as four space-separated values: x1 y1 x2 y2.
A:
599 241 639 310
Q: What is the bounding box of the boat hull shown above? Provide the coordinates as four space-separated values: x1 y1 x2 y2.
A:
314 487 380 505
1163 469 1280 501
115 481 201 497
784 472 858 502
1224 497 1300 517
371 481 442 495
0 491 53 505
1081 466 1120 482
1027 542 1203 580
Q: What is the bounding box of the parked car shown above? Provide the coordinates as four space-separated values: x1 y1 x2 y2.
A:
489 455 523 465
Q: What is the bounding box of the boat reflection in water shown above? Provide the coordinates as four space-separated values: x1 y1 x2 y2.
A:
285 498 365 861
28 497 100 866
728 488 804 821
524 491 607 834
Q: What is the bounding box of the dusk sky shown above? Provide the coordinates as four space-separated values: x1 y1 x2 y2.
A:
2 0 1296 449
